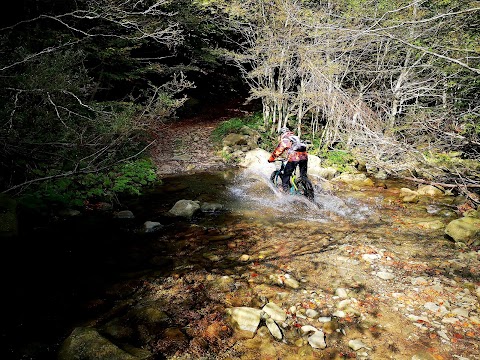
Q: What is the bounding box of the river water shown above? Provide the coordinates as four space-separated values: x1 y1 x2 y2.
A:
2 168 479 359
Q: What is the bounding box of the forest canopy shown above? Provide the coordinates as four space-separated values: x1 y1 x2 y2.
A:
1 0 479 206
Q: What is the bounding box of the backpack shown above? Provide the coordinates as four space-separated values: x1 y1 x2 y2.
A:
287 135 307 152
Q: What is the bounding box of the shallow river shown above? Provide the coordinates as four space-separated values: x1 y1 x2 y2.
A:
2 168 479 360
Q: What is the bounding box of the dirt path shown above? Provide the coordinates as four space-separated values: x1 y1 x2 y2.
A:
150 99 253 177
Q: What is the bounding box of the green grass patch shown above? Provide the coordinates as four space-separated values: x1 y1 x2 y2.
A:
211 112 263 143
323 149 356 171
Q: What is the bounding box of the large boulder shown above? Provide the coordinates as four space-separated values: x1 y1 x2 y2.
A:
222 133 249 147
168 200 200 218
239 126 261 148
239 148 276 178
417 185 444 197
307 155 338 180
58 327 150 360
331 172 375 187
400 188 419 203
445 216 480 245
305 155 321 177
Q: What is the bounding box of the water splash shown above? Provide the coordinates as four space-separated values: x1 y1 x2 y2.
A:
227 168 375 222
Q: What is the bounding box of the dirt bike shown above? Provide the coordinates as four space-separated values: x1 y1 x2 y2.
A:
270 159 315 201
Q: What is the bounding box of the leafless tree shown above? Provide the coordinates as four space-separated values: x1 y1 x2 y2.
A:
216 0 479 191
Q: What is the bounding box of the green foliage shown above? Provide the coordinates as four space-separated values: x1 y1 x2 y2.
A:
220 149 234 162
91 101 142 135
18 159 159 211
461 113 480 137
211 112 263 143
323 149 356 171
423 150 479 169
307 136 324 157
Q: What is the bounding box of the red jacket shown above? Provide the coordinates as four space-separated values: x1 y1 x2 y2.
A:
268 131 308 162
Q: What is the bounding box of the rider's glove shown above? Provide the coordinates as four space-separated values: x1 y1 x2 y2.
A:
267 156 275 163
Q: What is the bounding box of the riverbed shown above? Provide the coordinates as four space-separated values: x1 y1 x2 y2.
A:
2 168 479 360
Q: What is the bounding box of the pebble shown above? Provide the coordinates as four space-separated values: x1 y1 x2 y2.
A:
451 308 469 318
470 316 480 324
411 277 429 285
408 314 429 323
441 317 459 324
437 330 449 341
335 288 348 298
283 276 300 289
424 302 440 312
332 310 345 318
300 325 318 335
362 253 381 262
317 316 332 323
305 309 319 319
376 271 395 280
239 254 250 262
348 339 370 351
412 351 438 359
428 284 444 292
307 330 326 349
266 318 282 340
337 299 352 310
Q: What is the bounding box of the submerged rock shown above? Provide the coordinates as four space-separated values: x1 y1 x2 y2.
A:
168 200 200 218
200 202 224 212
143 221 163 233
445 216 480 244
265 318 283 340
226 307 262 338
113 210 135 219
58 327 150 360
348 339 371 351
262 302 287 322
307 330 326 349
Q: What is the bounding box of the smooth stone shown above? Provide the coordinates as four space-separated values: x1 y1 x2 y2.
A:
376 271 395 280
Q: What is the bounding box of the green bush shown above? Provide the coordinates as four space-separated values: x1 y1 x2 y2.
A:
18 158 159 211
211 112 263 143
323 149 356 171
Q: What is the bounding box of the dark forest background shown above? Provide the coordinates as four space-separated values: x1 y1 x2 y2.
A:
1 0 479 210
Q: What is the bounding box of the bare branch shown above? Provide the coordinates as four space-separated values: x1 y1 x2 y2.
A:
382 32 480 75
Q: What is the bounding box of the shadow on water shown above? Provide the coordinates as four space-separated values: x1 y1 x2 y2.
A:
2 169 252 359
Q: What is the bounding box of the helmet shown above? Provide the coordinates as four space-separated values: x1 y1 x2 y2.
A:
279 126 290 135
